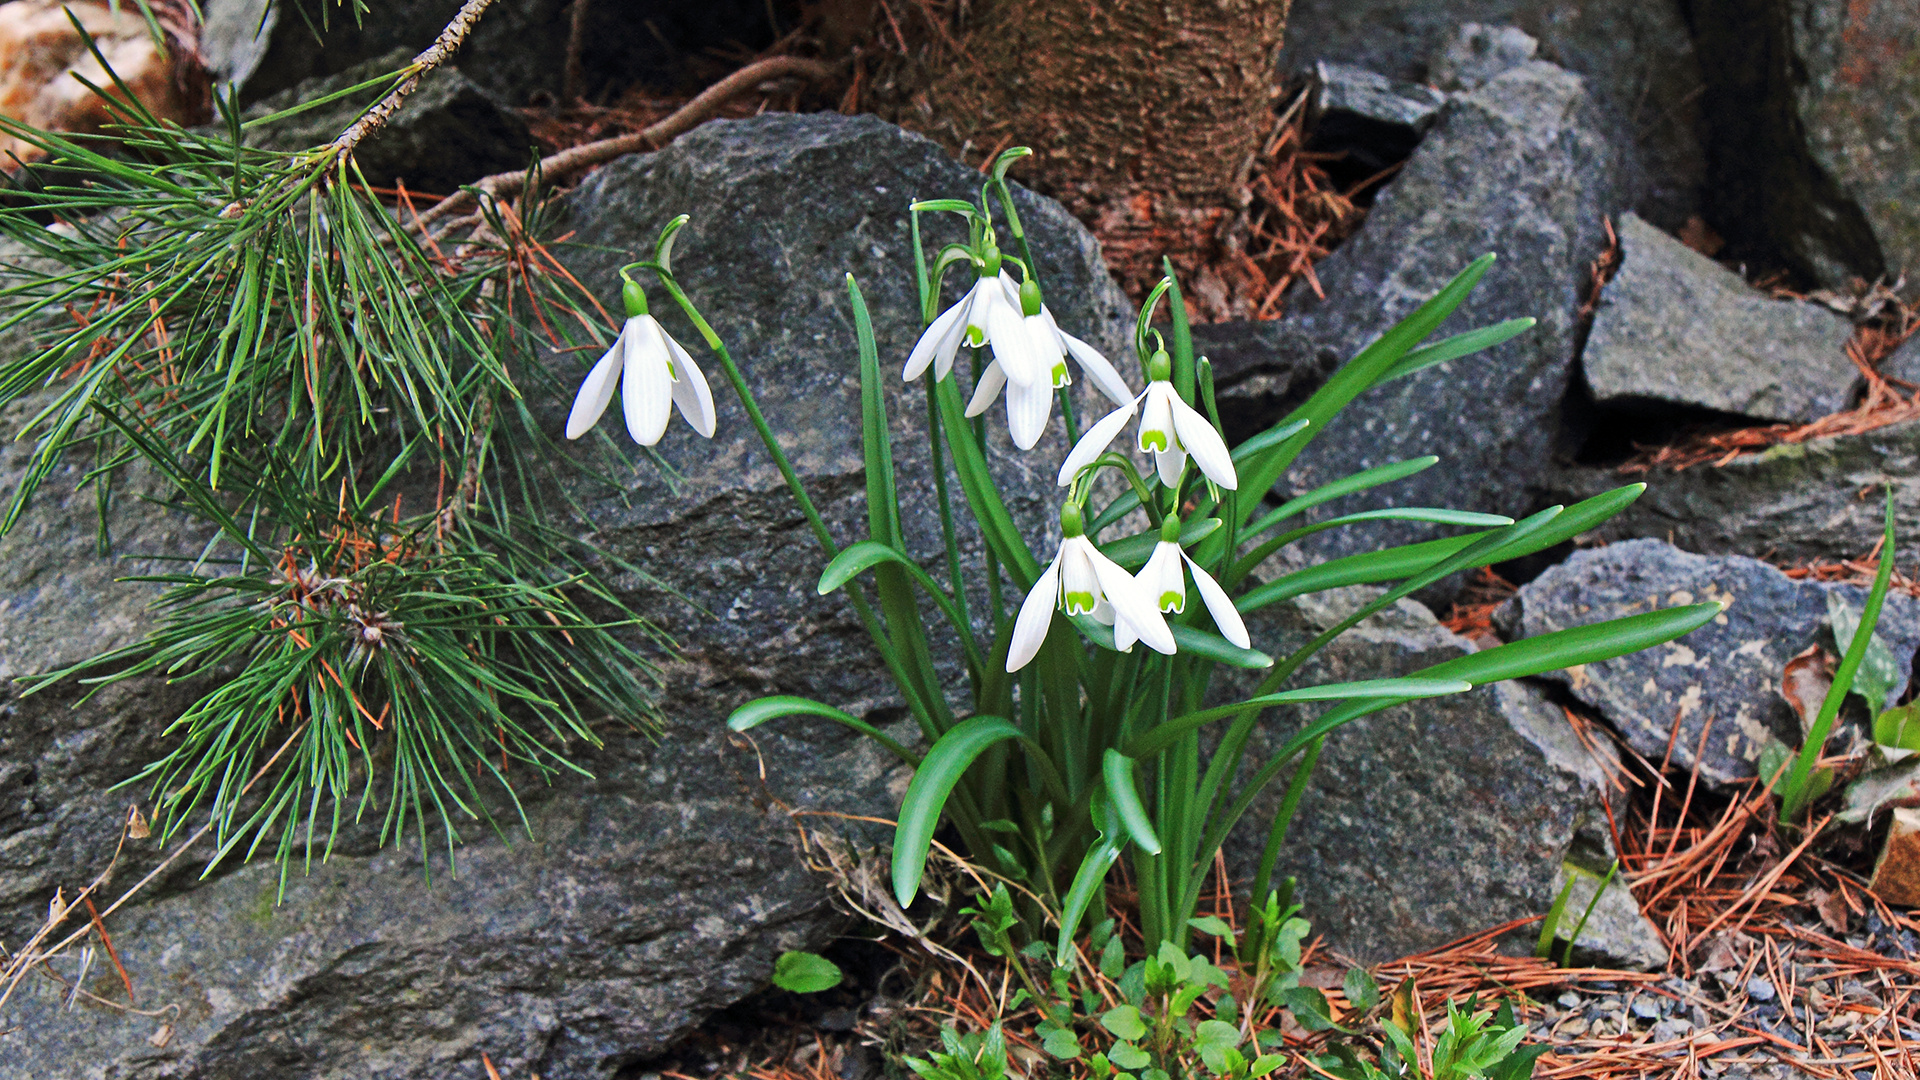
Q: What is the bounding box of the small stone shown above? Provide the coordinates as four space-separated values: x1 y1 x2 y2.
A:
1559 1017 1589 1038
1650 1018 1692 1042
1691 1005 1713 1029
816 1007 858 1033
1558 991 1582 1008
1747 977 1778 1002
1631 997 1662 1020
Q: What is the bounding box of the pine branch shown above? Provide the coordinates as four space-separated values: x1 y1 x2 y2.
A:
329 0 500 158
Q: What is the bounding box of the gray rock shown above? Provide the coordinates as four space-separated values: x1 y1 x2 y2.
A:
1311 63 1447 175
1584 213 1857 423
0 114 1128 1079
1191 319 1338 443
1792 2 1920 293
1221 62 1617 570
1879 334 1920 387
1278 0 1707 227
1430 23 1540 92
244 49 533 193
1686 0 1890 289
201 0 778 106
1544 421 1920 564
1219 582 1664 965
1499 539 1920 787
1547 861 1669 971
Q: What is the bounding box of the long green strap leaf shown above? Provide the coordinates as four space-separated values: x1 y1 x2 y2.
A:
1241 455 1439 539
727 695 919 766
1125 678 1475 758
1372 318 1536 387
1103 749 1162 855
893 716 1029 905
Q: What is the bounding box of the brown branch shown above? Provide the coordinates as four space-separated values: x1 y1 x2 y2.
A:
329 0 501 159
411 54 837 231
562 0 593 103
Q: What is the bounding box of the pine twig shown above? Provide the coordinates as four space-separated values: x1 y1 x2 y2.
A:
411 54 837 232
329 0 501 159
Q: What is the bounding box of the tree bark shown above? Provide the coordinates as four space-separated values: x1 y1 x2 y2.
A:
901 0 1291 313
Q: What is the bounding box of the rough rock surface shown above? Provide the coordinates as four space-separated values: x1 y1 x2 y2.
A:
1584 214 1857 424
1499 540 1920 787
1880 334 1920 387
200 0 779 105
1278 0 1706 227
1220 584 1667 968
245 50 533 193
1544 422 1920 564
1311 62 1447 176
1793 0 1920 290
1219 62 1616 570
0 114 1129 1080
1429 23 1540 92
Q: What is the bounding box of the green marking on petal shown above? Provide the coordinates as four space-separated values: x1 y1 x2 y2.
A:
1159 590 1184 611
966 324 986 348
1063 591 1097 615
1141 430 1170 452
1051 361 1069 388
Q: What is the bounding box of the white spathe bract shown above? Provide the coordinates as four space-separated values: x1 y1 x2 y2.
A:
1055 377 1236 490
1131 539 1250 650
565 313 716 446
1007 534 1175 672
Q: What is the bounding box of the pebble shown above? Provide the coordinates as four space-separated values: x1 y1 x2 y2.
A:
1746 977 1777 1002
1631 997 1661 1020
1691 1004 1713 1028
1557 991 1581 1008
1650 1018 1692 1042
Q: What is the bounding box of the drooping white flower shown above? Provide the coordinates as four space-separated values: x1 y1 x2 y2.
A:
1007 504 1176 672
1054 348 1236 490
1126 519 1250 651
962 277 1134 450
566 281 716 446
904 263 1040 386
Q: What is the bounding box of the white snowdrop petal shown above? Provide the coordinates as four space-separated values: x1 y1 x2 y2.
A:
1114 611 1138 652
1185 552 1250 649
1027 313 1070 388
564 329 625 439
1138 541 1187 613
1006 554 1063 673
965 359 1007 417
1058 540 1102 616
663 329 718 438
1060 329 1134 407
987 299 1041 387
1005 377 1053 450
621 316 675 445
1087 544 1175 655
1171 396 1237 490
905 298 969 381
1138 383 1176 454
1055 399 1138 486
1155 443 1188 488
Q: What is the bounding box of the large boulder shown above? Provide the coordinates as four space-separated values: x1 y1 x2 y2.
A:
1220 583 1666 968
0 114 1132 1079
1545 423 1920 564
1217 61 1618 571
1583 213 1857 424
1278 1 1706 229
1498 539 1920 787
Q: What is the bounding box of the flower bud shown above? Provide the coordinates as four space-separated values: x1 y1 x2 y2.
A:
1059 502 1085 537
1147 348 1172 383
622 279 649 318
1160 514 1182 543
980 245 1003 279
1019 277 1044 318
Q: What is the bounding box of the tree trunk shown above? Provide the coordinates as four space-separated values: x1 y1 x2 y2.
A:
894 0 1291 314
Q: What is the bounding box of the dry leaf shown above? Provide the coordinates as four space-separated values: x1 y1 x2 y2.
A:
1780 644 1835 734
148 1023 173 1049
1806 886 1851 934
126 804 150 840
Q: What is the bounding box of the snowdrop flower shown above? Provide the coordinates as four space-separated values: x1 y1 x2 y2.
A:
963 276 1134 450
1055 349 1236 490
903 249 1034 386
565 279 716 446
1129 516 1250 651
1007 504 1175 672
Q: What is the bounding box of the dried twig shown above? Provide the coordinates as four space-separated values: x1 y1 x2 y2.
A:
330 0 501 159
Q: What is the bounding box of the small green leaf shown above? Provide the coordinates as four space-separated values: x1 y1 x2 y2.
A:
1280 986 1345 1032
1110 1042 1152 1071
1040 1024 1084 1060
1188 915 1237 940
1100 934 1127 979
1344 967 1381 1012
1875 703 1920 752
1193 1019 1241 1052
771 951 843 993
1101 1005 1148 1041
1249 1054 1286 1078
